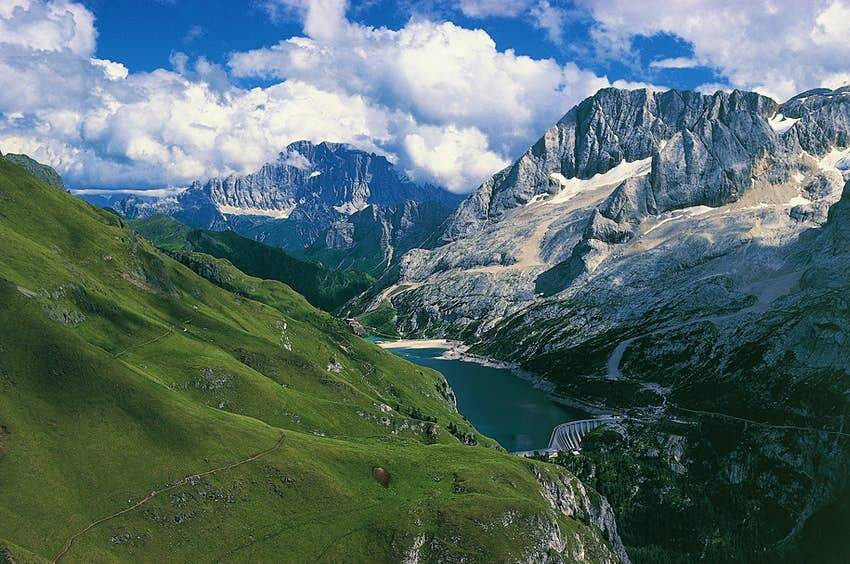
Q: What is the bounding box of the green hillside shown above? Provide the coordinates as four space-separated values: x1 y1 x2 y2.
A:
0 158 622 562
130 215 374 311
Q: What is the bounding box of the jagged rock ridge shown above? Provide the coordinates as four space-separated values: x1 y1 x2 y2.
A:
112 141 462 275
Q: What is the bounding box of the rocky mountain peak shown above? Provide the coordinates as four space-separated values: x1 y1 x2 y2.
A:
443 87 782 241
116 139 460 222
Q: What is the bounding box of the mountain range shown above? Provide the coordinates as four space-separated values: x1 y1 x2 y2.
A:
100 141 462 276
69 84 850 560
362 85 850 560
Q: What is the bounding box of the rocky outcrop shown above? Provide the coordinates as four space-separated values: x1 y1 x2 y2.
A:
0 152 65 189
391 463 629 564
781 86 850 155
531 465 629 563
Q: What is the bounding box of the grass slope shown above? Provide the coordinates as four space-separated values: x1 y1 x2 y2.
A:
130 215 373 312
355 300 400 338
0 159 619 562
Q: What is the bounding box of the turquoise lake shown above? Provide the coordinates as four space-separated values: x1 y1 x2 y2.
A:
384 345 587 452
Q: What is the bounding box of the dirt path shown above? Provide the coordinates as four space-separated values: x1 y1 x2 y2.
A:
52 434 285 563
113 327 173 358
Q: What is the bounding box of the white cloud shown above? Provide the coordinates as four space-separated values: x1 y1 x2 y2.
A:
649 56 699 69
261 0 349 40
72 187 186 197
90 58 129 80
229 19 612 161
578 0 850 101
182 24 205 44
456 0 568 45
457 0 531 18
529 1 565 45
0 0 95 55
812 2 850 44
0 0 623 193
403 125 509 191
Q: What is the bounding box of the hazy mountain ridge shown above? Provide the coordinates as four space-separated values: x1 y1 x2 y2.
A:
111 141 462 275
129 215 375 311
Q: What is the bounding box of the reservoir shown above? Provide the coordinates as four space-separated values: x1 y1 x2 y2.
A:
380 342 587 452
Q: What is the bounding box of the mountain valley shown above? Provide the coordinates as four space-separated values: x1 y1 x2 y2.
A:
9 84 850 563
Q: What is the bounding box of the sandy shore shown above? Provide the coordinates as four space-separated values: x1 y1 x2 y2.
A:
376 338 456 349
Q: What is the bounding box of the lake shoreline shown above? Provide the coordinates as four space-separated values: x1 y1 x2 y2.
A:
376 337 612 417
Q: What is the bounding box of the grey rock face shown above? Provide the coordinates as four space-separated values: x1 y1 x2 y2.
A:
381 86 850 337
781 86 850 155
443 88 778 241
194 140 457 216
532 465 629 563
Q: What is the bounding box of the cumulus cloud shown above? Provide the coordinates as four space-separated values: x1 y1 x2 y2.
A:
0 0 622 192
228 18 612 162
0 0 95 55
404 125 509 191
577 0 850 101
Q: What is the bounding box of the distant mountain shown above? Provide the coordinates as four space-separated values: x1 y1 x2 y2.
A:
130 215 374 311
112 141 462 275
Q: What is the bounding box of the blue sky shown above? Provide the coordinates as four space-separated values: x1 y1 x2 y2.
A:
1 0 848 190
84 0 720 91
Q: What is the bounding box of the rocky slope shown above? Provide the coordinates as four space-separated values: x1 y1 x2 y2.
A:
364 86 850 559
550 178 850 560
378 87 849 340
113 141 461 275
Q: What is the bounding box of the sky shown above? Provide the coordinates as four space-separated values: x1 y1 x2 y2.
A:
1 0 849 192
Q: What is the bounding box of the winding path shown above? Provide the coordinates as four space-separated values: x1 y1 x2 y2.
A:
52 434 285 563
673 407 850 437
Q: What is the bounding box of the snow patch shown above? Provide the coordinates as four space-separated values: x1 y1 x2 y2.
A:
333 201 368 215
816 147 850 171
768 113 800 135
308 171 322 179
217 204 296 219
786 196 812 207
544 158 652 206
679 205 715 217
643 205 716 235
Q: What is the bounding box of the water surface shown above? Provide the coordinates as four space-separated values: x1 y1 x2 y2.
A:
385 345 587 452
